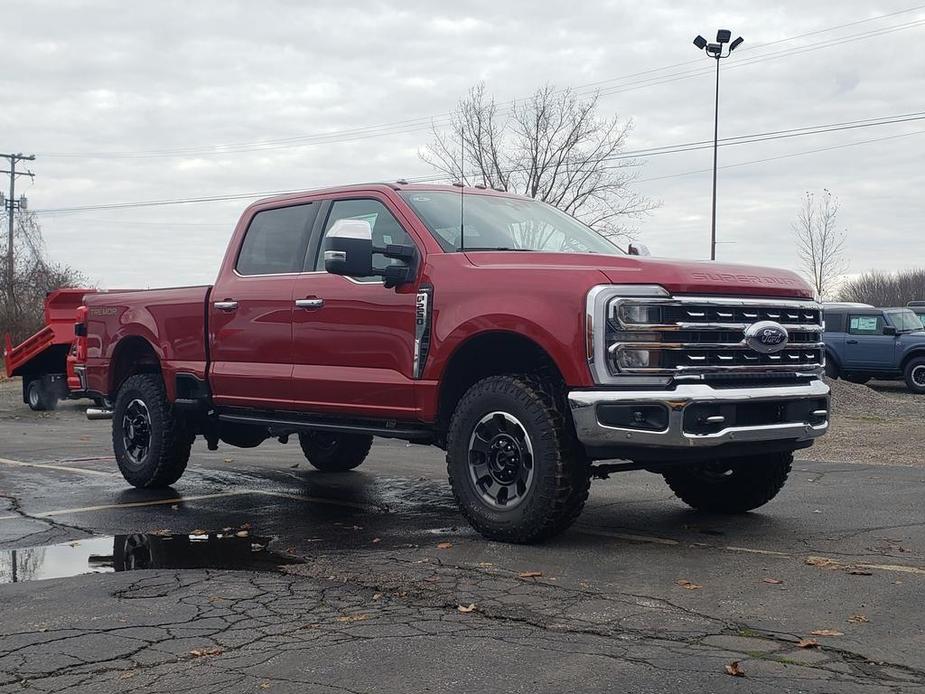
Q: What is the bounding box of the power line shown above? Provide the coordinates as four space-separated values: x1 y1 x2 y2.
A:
34 110 925 215
36 7 925 160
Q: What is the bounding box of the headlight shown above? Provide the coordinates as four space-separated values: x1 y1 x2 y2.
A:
586 284 671 385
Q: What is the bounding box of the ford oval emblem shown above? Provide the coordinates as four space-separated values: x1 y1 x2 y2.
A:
744 320 789 354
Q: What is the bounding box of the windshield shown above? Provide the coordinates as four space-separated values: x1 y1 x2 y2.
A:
400 191 623 255
887 309 924 332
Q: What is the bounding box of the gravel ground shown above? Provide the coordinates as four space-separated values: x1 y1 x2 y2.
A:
2 374 921 466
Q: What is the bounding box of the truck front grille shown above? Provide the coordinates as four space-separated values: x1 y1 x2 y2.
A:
608 296 824 377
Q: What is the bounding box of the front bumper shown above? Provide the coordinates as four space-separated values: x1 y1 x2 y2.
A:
568 379 829 452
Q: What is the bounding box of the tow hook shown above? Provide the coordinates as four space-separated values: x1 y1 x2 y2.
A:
86 407 114 421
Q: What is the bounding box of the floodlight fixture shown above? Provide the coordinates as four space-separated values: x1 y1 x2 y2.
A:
693 35 707 49
716 29 732 43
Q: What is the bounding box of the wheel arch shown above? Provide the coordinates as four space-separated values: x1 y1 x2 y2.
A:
109 336 163 399
435 330 566 439
900 348 925 372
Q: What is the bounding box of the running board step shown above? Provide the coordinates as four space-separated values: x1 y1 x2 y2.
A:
217 413 432 440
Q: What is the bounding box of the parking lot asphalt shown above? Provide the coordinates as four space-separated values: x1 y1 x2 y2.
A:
1 386 924 693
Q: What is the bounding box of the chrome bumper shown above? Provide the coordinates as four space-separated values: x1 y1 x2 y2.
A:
568 379 829 450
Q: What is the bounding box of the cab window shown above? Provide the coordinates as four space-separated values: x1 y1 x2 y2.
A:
236 204 317 276
315 199 414 280
848 314 884 335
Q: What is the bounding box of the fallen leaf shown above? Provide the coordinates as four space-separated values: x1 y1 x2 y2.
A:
371 537 381 544
335 614 369 623
259 683 271 690
457 603 477 613
150 528 171 537
240 522 252 529
235 530 249 538
809 629 844 637
797 639 819 649
519 571 543 578
190 646 223 657
848 614 869 624
372 593 383 601
191 529 207 536
170 504 179 511
805 556 840 569
120 671 137 679
762 578 784 585
676 579 703 590
436 542 453 550
223 458 233 463
724 661 745 677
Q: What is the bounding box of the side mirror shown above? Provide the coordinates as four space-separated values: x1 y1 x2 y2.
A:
883 326 897 336
323 218 418 288
628 243 651 256
324 219 374 278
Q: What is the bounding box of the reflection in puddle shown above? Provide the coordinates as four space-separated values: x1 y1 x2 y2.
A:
0 531 299 584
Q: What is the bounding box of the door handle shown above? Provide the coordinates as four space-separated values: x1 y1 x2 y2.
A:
294 298 324 309
214 300 238 311
846 339 858 344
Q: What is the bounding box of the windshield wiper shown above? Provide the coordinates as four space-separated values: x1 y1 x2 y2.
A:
463 246 533 251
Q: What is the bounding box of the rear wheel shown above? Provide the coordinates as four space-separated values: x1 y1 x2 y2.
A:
446 375 590 544
112 374 191 488
298 432 372 472
662 452 793 513
904 357 925 394
26 380 48 411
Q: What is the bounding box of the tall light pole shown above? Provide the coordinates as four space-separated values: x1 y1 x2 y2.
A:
693 30 743 260
1 153 36 295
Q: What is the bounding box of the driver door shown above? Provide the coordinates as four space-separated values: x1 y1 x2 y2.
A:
289 196 422 419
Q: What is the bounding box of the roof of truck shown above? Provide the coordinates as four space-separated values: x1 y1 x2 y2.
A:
250 182 523 208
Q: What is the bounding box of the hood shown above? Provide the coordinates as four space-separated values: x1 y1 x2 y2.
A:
464 251 814 299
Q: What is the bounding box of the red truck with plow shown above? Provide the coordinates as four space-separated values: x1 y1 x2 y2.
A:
3 288 104 410
75 183 829 543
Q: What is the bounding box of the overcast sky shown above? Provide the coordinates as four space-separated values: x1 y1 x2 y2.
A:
3 0 924 288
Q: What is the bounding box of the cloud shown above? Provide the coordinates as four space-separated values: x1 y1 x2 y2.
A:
1 0 922 287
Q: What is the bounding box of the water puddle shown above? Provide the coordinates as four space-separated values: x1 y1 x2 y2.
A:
0 531 300 584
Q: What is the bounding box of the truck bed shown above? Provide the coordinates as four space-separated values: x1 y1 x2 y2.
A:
82 285 213 399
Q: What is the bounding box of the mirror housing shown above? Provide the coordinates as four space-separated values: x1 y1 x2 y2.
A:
323 218 417 288
883 325 897 336
324 219 375 277
628 243 651 257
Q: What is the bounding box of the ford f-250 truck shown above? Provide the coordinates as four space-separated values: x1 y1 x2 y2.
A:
76 183 830 543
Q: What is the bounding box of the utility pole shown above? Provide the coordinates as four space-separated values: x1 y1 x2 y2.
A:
0 153 36 297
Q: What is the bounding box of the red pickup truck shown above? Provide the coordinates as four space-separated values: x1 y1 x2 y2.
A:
77 183 829 543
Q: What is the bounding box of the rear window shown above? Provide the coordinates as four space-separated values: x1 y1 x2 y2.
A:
236 204 317 276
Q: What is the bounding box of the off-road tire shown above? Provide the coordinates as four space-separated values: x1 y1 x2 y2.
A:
446 375 590 544
662 452 792 513
298 432 372 472
112 374 191 488
904 357 925 394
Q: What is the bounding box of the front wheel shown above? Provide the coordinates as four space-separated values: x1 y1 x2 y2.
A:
298 432 372 472
112 374 191 488
446 375 590 544
662 452 793 513
904 357 925 394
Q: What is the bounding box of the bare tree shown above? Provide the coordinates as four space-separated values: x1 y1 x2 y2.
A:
0 210 88 345
839 268 925 306
422 83 657 244
792 189 848 299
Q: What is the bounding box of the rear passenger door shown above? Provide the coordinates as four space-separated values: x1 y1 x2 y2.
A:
209 203 318 409
844 313 894 369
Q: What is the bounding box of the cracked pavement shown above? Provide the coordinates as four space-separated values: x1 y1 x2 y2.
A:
1 384 924 692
